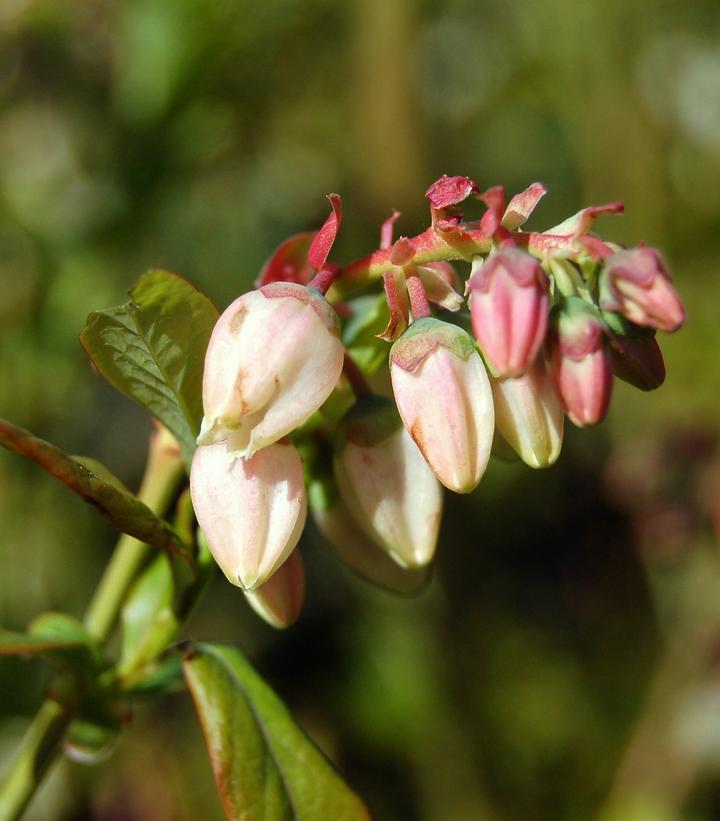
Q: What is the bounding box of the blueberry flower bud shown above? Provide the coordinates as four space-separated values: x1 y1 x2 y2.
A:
599 247 686 332
333 395 443 568
190 440 307 591
198 282 344 456
390 318 494 493
244 550 305 629
310 489 431 594
467 249 550 378
491 357 564 468
550 298 613 427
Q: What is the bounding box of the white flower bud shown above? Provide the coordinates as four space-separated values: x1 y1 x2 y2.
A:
333 396 443 568
491 358 564 468
190 440 307 591
390 318 494 493
198 283 344 457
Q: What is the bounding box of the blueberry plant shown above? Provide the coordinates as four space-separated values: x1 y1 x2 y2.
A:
0 175 685 819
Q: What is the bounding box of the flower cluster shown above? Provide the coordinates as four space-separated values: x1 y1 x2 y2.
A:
190 176 686 627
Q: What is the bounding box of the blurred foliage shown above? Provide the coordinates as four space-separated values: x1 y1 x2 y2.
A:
1 0 719 819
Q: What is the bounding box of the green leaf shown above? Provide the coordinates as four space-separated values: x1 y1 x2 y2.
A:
117 554 179 680
0 419 189 559
79 269 218 466
121 653 185 697
0 613 103 671
183 642 369 821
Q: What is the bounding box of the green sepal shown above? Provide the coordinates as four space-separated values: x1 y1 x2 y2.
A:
390 317 475 372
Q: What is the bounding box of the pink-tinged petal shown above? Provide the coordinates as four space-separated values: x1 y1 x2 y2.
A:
608 332 666 391
256 232 316 287
377 268 410 341
308 193 342 271
491 357 563 468
190 441 307 591
380 209 401 249
425 174 480 209
333 396 443 568
545 202 624 238
390 320 494 493
198 284 344 455
600 248 686 332
502 182 547 230
467 249 550 378
244 550 305 629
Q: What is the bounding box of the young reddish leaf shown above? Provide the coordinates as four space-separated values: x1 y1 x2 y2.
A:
0 419 188 558
79 269 218 467
478 185 506 218
256 232 316 287
377 269 410 341
545 202 624 238
183 642 369 821
425 175 480 209
379 209 401 249
502 182 547 230
308 194 343 272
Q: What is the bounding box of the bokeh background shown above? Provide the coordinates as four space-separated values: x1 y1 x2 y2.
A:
1 1 720 819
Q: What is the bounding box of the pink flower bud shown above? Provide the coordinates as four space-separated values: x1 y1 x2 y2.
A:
599 247 686 332
491 357 564 468
198 282 344 456
333 396 443 568
244 550 305 629
550 299 613 427
190 440 307 591
390 318 494 493
467 249 550 378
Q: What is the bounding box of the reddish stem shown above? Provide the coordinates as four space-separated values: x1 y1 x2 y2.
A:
343 353 371 397
331 225 494 299
406 275 431 319
308 264 340 294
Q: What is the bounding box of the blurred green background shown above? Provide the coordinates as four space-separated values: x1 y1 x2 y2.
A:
1 0 720 819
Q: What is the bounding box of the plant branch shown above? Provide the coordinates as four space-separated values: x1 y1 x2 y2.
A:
329 225 493 300
0 426 185 821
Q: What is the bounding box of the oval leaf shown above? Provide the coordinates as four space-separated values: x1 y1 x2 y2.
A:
0 419 188 558
79 269 218 466
183 642 369 821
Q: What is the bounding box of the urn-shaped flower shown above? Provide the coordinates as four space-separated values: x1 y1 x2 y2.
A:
333 395 443 568
599 247 685 333
190 440 307 591
467 249 550 378
198 282 344 456
550 298 613 427
244 550 305 629
390 318 494 493
491 357 564 468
